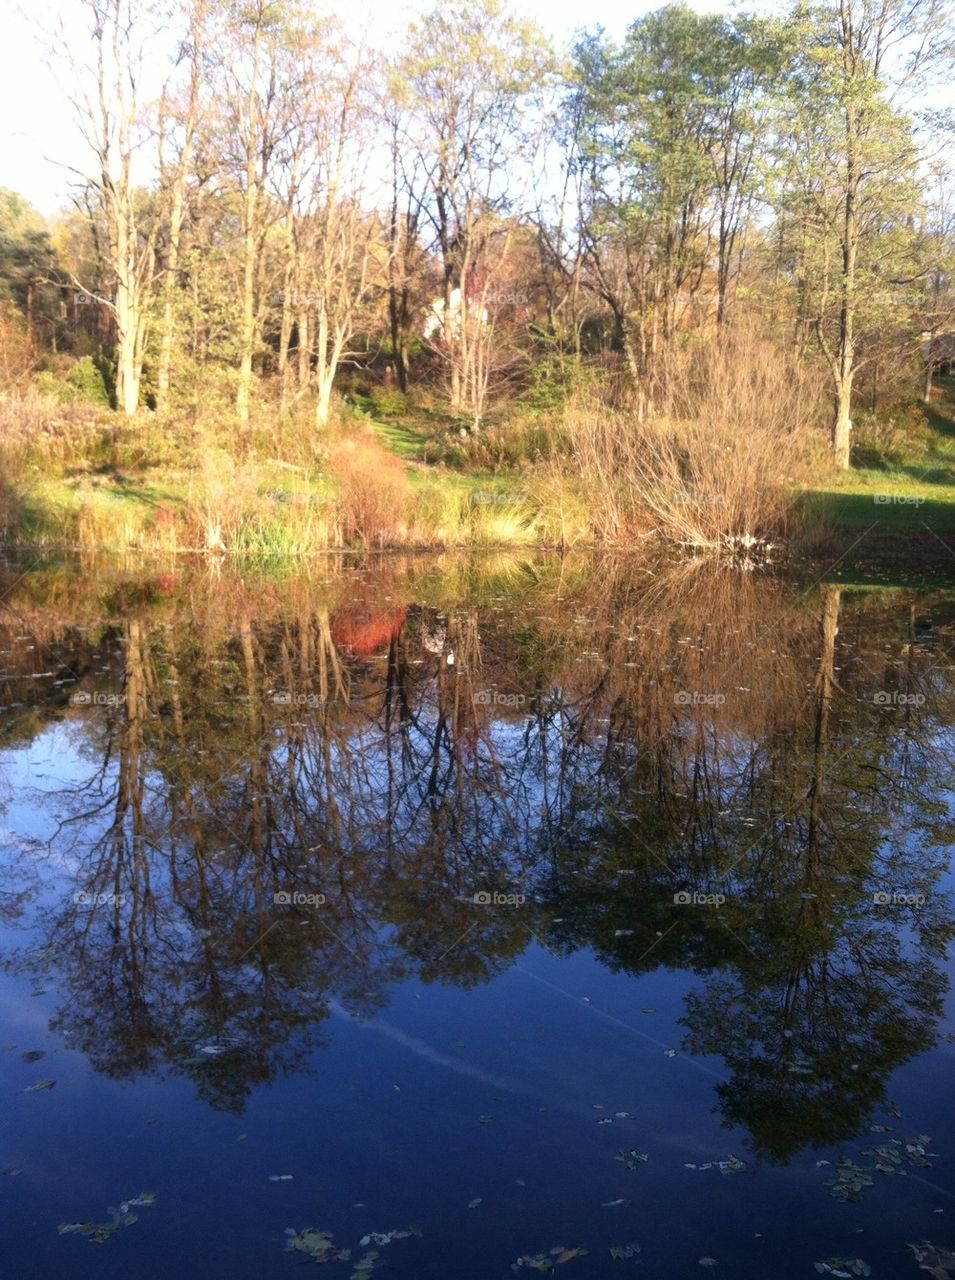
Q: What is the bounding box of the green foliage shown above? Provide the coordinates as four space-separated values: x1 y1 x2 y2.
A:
67 356 111 407
34 356 111 407
368 386 410 418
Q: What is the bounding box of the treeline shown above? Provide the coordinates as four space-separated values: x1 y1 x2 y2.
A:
3 0 955 468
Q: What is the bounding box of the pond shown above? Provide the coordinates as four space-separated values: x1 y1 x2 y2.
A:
1 552 953 1279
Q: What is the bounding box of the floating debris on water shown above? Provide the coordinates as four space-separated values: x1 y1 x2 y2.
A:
58 1192 156 1244
814 1259 871 1277
615 1150 649 1170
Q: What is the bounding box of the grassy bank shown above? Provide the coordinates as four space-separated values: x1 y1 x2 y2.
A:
3 373 955 560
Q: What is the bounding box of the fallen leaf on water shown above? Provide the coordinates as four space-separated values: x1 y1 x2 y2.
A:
814 1258 871 1277
268 1174 293 1182
699 1259 718 1268
22 1079 55 1093
615 1150 649 1170
118 1193 156 1213
553 1246 588 1265
286 1227 341 1263
468 1198 482 1209
601 1199 629 1208
351 1250 381 1279
909 1241 955 1279
513 1246 588 1273
358 1227 421 1247
58 1192 156 1245
21 1050 45 1062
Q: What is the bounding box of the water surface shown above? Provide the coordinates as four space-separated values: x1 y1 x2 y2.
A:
1 553 953 1279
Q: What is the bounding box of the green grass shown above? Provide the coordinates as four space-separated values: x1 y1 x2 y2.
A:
805 380 955 534
807 471 955 532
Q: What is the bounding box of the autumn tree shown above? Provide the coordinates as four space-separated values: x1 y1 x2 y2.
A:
396 0 553 424
780 0 953 468
54 0 166 414
570 6 781 415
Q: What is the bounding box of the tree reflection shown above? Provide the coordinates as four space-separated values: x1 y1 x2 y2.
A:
0 556 952 1150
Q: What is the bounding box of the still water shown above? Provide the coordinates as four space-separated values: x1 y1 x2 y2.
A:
1 553 953 1279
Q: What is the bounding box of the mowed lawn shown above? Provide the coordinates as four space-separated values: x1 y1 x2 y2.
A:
808 469 955 533
806 381 955 534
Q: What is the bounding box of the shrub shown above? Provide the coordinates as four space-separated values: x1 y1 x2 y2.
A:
67 355 111 406
368 386 410 419
553 328 827 551
328 435 410 547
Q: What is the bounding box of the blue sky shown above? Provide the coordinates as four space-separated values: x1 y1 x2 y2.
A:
0 0 772 218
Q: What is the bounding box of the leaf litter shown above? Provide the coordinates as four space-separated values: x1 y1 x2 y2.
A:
827 1135 938 1201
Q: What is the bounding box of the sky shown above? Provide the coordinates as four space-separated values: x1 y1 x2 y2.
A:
0 0 772 219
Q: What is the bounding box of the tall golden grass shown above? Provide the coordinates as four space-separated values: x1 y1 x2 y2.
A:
551 330 826 551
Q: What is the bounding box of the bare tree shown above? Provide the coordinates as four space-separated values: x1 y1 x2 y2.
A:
53 0 165 415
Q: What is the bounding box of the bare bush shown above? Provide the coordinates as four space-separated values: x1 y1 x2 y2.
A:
555 330 827 551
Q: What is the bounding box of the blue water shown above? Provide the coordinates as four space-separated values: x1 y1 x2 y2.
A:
1 557 953 1278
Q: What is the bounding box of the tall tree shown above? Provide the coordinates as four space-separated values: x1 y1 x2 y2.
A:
397 0 552 423
155 0 208 415
782 0 952 468
57 0 165 414
571 6 779 413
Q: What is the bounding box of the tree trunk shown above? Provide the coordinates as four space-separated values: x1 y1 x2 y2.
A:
922 342 934 404
315 310 332 429
297 310 310 387
236 186 257 426
832 377 853 471
156 180 186 415
114 275 141 416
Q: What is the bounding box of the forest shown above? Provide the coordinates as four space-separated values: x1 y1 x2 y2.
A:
1 0 954 555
